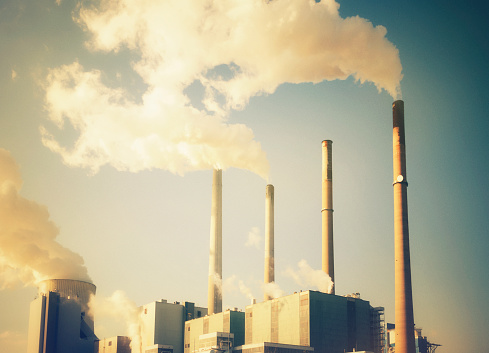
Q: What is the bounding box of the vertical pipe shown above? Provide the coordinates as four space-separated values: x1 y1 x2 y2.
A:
321 140 335 294
392 100 415 353
208 169 222 314
264 184 274 301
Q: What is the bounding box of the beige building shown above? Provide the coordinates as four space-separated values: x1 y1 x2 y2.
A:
94 336 131 353
184 310 245 353
244 290 377 353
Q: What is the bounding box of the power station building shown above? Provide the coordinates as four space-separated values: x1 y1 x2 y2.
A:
27 279 98 353
140 300 208 353
184 309 245 353
241 290 382 353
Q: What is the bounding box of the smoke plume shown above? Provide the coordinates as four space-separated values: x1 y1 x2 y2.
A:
42 0 402 178
89 291 141 353
286 259 334 294
238 280 255 301
263 281 285 299
0 149 90 288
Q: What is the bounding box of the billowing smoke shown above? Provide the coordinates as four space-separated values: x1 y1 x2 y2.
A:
0 149 90 288
223 274 256 303
286 259 334 294
89 290 142 353
42 0 402 178
238 280 255 301
263 281 284 299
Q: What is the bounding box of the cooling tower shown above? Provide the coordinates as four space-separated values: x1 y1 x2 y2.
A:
264 184 274 301
208 169 223 314
392 100 416 353
38 279 96 313
321 140 334 294
27 279 97 353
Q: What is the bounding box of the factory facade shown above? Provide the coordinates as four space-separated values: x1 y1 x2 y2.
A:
27 279 97 353
140 299 208 353
242 290 380 353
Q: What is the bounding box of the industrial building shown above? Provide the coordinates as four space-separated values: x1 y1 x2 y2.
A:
24 101 431 353
27 279 98 353
140 299 208 353
184 309 245 353
387 325 441 353
95 336 132 353
243 290 381 353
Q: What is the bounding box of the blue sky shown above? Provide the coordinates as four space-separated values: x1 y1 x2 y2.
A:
0 1 488 352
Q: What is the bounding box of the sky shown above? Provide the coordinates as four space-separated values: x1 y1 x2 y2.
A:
0 0 488 352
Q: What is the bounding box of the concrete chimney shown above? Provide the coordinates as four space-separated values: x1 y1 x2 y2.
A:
321 140 334 294
264 184 274 301
208 169 222 314
392 100 416 353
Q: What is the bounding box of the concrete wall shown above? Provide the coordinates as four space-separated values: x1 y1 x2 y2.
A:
184 310 245 353
27 292 96 353
140 301 186 353
27 295 45 353
245 291 374 353
95 336 131 353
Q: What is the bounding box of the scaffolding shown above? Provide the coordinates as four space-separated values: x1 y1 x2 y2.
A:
370 307 386 353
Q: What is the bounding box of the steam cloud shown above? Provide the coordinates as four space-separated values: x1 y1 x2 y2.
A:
89 291 141 353
0 149 90 288
286 259 334 294
263 281 285 299
42 0 402 178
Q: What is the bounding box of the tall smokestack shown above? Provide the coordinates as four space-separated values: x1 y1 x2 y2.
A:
321 140 334 294
208 169 223 314
392 100 416 353
264 184 274 301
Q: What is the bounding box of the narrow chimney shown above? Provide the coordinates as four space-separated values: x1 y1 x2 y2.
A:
322 140 335 294
392 100 415 353
208 169 222 314
264 184 274 301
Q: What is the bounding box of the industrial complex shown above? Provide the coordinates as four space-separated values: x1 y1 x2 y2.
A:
26 101 440 353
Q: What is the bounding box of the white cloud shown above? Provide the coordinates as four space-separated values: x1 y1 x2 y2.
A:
42 0 402 178
0 149 91 289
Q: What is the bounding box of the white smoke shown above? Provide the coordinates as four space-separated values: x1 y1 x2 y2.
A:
0 149 91 288
286 259 334 294
245 226 262 249
263 281 285 299
42 0 402 178
89 290 142 353
238 280 255 301
211 272 223 295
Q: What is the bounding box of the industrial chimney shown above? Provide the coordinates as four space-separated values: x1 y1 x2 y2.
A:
264 184 274 301
321 140 334 294
208 169 222 314
392 100 416 353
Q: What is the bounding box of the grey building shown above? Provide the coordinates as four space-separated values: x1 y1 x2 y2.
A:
140 300 207 353
244 290 379 353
